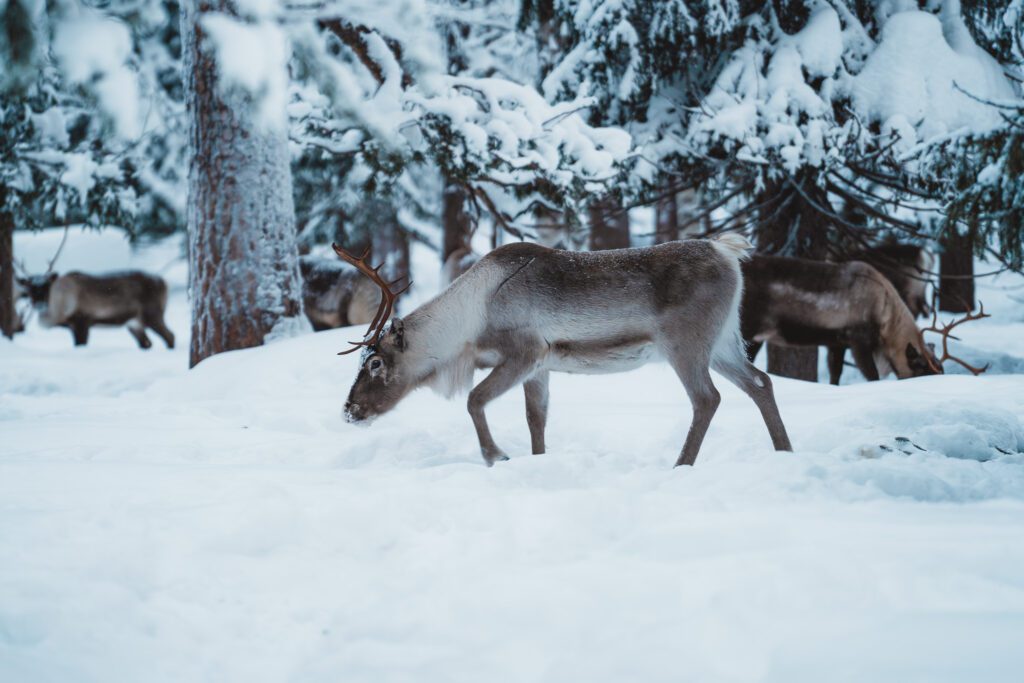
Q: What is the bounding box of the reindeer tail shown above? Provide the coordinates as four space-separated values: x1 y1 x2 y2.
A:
711 233 753 261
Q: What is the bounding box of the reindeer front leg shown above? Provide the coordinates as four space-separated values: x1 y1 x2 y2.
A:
850 344 880 381
468 347 540 466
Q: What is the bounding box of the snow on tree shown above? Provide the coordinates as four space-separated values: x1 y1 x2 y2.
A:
287 1 631 243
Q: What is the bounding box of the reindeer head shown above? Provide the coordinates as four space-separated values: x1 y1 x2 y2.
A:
15 272 58 306
14 225 68 308
902 340 941 378
343 319 416 423
332 244 414 424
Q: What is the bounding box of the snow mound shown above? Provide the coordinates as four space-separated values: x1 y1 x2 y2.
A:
850 10 1017 145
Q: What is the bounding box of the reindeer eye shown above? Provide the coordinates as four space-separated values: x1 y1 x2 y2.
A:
369 359 382 370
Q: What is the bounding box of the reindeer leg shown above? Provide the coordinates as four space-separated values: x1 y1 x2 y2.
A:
850 344 880 381
712 354 793 453
523 370 549 455
127 320 152 349
70 317 89 346
468 353 538 466
667 351 721 467
827 346 846 385
146 313 175 349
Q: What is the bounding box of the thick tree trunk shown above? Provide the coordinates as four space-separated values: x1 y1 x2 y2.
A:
589 198 630 251
756 176 832 382
939 226 975 313
442 183 472 264
654 193 678 244
182 0 304 367
0 208 17 339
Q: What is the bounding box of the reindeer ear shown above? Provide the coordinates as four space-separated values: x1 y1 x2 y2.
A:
47 272 58 283
390 317 405 351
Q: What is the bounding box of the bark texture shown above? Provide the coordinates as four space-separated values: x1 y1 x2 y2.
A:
182 0 304 367
0 207 16 339
654 193 678 244
442 183 472 264
588 198 630 251
939 226 975 313
756 177 832 382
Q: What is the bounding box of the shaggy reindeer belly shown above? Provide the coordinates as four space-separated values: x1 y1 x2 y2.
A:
545 337 659 374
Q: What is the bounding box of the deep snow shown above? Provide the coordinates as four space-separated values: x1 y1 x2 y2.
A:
3 230 1024 682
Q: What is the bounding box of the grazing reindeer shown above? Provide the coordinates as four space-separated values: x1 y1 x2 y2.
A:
299 255 383 330
337 236 792 467
740 255 938 382
827 243 934 383
840 243 933 318
17 270 174 348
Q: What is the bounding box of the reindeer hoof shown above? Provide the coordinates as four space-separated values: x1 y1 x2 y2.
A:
482 451 510 467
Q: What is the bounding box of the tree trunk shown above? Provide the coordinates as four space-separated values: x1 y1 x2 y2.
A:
442 183 472 263
182 0 304 367
589 198 630 251
766 345 818 379
654 193 678 244
755 175 833 382
0 208 17 339
939 226 975 313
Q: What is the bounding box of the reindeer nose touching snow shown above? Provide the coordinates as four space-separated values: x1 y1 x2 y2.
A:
343 403 365 423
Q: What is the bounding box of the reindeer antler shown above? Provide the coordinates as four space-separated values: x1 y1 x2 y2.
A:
918 301 991 375
332 243 411 355
46 225 70 274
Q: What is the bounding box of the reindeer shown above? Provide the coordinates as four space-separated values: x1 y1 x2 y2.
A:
740 255 942 382
336 236 792 467
299 255 383 330
839 243 933 318
827 243 934 383
17 270 174 349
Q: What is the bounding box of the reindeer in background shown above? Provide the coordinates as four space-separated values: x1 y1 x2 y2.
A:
826 243 934 383
336 236 792 467
740 254 987 383
299 255 384 330
16 233 175 349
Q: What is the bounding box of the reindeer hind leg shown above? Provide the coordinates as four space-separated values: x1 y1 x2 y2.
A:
712 342 793 453
523 370 549 455
144 309 175 349
128 318 152 349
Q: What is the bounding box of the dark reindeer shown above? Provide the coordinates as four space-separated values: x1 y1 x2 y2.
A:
17 270 174 349
337 236 792 467
740 255 943 382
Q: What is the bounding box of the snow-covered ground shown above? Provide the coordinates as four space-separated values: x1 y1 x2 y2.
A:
3 229 1024 682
